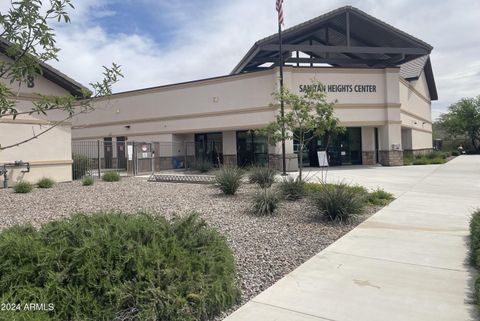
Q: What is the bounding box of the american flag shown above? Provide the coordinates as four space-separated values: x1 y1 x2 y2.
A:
276 0 284 25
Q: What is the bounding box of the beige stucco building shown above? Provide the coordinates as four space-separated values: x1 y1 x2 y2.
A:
72 6 437 172
0 40 86 186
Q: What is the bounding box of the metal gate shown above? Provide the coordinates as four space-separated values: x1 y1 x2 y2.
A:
72 140 227 180
133 142 154 175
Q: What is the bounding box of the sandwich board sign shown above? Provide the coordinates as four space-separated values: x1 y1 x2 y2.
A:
317 151 329 167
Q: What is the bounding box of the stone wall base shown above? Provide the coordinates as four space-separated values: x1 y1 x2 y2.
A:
362 151 376 165
379 150 403 166
404 148 434 158
223 154 237 166
268 154 299 172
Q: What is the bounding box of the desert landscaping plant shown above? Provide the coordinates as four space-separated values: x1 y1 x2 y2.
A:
248 166 277 188
102 171 121 182
309 183 366 222
36 177 55 189
72 154 93 180
251 188 281 216
82 176 94 186
367 188 395 206
0 212 240 321
214 166 243 195
469 209 480 309
13 181 33 194
278 176 305 201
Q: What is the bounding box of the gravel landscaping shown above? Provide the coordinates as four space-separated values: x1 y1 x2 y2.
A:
0 177 379 319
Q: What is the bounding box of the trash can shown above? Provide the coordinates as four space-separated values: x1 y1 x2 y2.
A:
172 157 184 169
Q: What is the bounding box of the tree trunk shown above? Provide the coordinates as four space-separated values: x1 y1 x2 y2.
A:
298 136 304 182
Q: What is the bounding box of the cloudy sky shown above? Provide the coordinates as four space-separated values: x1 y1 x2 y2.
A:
4 0 480 119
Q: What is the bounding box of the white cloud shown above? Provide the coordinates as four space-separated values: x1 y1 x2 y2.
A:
13 0 478 119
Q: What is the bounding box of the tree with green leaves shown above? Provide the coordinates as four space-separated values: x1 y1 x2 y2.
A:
438 96 480 153
259 81 344 181
0 0 123 151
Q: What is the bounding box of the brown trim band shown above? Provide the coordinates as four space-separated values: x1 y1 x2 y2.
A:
0 159 73 166
340 120 401 126
73 106 277 129
74 103 405 130
401 124 432 134
0 118 72 126
400 109 432 124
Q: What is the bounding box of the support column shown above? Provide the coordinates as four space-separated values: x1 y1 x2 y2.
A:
378 68 403 166
222 131 237 166
268 135 298 171
378 123 403 166
361 127 376 165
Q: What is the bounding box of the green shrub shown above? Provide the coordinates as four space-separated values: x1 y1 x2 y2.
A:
367 188 395 206
248 166 277 188
429 157 446 164
36 177 55 189
412 157 428 165
72 154 93 180
426 151 448 160
403 157 413 165
13 181 33 193
214 166 243 195
471 209 480 266
82 176 94 186
305 182 368 197
251 188 281 216
309 183 365 222
102 170 121 182
194 159 213 173
451 150 460 156
470 209 480 308
278 176 305 201
0 212 240 321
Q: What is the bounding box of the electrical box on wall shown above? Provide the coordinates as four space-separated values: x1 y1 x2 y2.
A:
392 143 401 151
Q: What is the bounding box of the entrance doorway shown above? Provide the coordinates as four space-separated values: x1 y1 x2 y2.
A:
236 131 268 167
116 136 127 170
295 127 363 166
194 133 223 165
103 137 113 168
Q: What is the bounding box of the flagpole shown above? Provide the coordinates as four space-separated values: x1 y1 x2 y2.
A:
278 17 287 175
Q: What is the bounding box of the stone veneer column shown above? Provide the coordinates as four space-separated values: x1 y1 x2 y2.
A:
222 131 237 166
378 68 403 166
269 137 298 172
361 127 376 165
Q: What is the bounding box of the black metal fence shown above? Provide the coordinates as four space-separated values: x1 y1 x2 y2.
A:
71 140 225 179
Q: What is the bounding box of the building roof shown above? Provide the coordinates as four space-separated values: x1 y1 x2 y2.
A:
232 6 437 100
0 38 88 97
400 55 437 100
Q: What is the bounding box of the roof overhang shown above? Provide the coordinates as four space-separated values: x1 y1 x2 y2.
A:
231 6 437 100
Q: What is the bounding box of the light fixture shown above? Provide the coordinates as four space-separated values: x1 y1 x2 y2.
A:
125 125 131 129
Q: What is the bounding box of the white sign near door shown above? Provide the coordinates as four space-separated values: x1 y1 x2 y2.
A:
127 145 133 161
317 151 329 167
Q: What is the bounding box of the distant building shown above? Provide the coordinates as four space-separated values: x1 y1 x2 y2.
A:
72 6 437 171
0 38 86 186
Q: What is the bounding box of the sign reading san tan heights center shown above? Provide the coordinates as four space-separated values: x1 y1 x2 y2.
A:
299 84 377 93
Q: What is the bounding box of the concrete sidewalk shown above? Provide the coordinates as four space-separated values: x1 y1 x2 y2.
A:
225 155 480 321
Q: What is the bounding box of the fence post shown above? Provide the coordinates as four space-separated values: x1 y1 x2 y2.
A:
133 142 137 176
151 143 155 174
97 140 101 178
